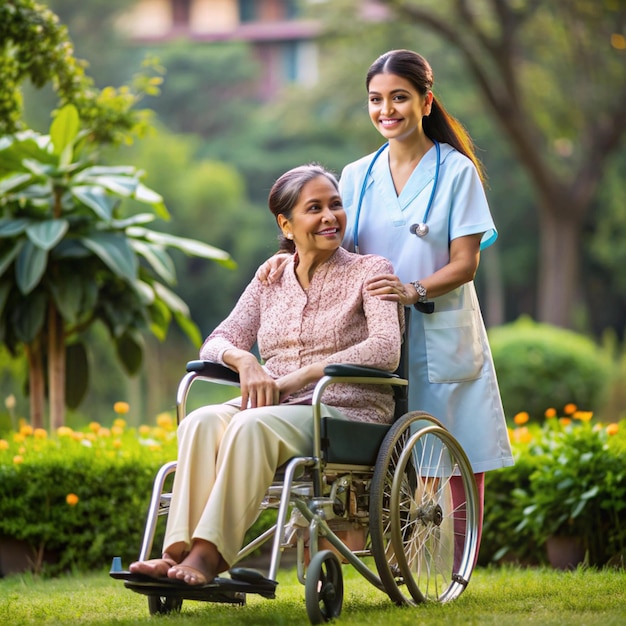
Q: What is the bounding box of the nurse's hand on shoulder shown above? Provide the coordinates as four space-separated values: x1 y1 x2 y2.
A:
366 273 417 306
256 254 291 285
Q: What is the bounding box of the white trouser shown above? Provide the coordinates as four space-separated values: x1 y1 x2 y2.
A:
163 402 344 566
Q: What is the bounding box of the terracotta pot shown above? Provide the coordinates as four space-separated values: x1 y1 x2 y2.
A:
545 535 585 570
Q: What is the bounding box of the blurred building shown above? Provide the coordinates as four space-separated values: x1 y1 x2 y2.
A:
118 0 323 100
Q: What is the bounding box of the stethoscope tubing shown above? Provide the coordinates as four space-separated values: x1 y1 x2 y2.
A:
354 140 440 254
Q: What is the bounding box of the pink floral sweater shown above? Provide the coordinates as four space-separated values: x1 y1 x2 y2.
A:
200 247 402 423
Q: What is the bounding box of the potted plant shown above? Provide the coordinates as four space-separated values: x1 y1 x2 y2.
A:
512 415 626 568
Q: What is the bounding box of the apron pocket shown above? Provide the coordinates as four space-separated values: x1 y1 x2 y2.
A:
422 309 484 383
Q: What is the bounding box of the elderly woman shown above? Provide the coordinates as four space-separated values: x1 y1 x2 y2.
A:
129 164 402 586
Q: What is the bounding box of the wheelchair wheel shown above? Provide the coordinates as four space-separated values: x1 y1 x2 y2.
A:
389 419 479 604
148 594 183 615
369 411 445 605
305 550 343 624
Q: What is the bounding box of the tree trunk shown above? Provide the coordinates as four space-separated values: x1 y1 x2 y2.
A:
537 207 582 328
25 341 45 429
48 303 66 430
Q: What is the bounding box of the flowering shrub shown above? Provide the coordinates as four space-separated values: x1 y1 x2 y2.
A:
482 407 626 567
0 408 178 575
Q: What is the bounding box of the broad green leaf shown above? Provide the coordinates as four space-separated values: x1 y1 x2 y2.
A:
50 104 80 163
126 227 236 268
131 240 176 284
71 186 117 221
0 135 56 175
133 279 155 305
12 291 47 343
116 331 144 375
153 281 191 316
80 232 138 281
174 311 202 347
0 240 24 278
49 274 85 324
148 297 171 341
76 165 136 177
26 219 69 251
109 213 155 229
65 341 89 409
51 238 91 259
0 218 30 238
75 173 138 197
16 240 48 294
0 173 34 195
133 183 169 219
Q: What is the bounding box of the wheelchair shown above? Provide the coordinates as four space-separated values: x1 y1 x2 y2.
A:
110 310 479 623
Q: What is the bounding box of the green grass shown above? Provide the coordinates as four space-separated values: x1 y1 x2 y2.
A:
1 565 624 625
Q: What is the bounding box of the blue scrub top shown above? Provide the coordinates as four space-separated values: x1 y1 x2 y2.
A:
339 144 513 473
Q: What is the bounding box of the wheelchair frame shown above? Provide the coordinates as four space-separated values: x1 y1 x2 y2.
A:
111 317 480 623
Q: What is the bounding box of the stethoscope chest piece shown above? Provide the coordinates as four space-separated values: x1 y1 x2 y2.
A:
409 222 429 237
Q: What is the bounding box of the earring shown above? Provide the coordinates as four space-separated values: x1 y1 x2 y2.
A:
285 233 293 240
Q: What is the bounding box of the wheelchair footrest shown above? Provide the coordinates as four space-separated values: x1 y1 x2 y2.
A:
109 559 277 601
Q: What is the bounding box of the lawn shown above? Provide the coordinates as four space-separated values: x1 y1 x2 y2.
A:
1 564 625 625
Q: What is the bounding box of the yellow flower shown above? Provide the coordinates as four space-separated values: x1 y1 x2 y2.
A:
606 423 619 436
0 439 9 451
19 424 33 437
71 430 85 441
34 428 48 439
156 412 174 429
139 425 151 436
563 403 577 415
18 446 26 454
113 418 127 429
57 426 73 437
113 439 122 449
89 421 101 432
513 411 529 425
111 425 124 437
97 427 111 438
66 493 79 506
13 455 24 464
544 407 557 419
573 411 593 422
113 401 130 415
13 432 25 443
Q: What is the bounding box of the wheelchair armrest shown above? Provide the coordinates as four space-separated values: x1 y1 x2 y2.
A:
185 360 240 384
322 364 399 379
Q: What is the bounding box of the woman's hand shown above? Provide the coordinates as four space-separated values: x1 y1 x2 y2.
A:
222 349 280 408
276 363 324 401
255 254 291 285
366 273 416 305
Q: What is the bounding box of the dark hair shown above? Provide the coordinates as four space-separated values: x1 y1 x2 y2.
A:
366 49 486 182
268 164 339 253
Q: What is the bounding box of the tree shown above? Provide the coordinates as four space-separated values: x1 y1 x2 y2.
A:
373 0 626 328
0 105 235 430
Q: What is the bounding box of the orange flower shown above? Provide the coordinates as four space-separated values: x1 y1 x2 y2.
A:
34 428 48 439
606 423 619 436
113 402 130 415
513 411 529 425
97 427 111 438
563 403 577 415
544 407 557 419
0 439 9 451
13 455 24 464
113 418 127 429
512 426 533 444
573 411 593 422
559 417 572 426
57 426 73 437
89 421 101 432
66 493 79 506
139 425 151 436
113 439 122 449
19 424 33 437
12 432 25 443
156 412 174 429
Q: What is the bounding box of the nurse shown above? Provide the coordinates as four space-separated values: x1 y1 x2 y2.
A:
260 49 514 557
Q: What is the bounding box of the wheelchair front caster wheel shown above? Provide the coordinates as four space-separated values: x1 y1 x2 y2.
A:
305 550 343 624
148 594 183 615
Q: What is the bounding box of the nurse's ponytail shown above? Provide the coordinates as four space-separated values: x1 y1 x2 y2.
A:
366 49 486 184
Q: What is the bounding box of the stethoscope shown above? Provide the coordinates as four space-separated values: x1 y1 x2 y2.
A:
354 140 440 254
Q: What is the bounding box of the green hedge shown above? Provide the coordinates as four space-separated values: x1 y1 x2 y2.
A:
489 316 613 420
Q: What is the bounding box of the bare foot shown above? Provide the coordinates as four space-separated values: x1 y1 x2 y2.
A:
129 554 177 578
167 539 222 586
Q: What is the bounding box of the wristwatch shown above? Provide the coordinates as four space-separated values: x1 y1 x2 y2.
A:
411 280 428 303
